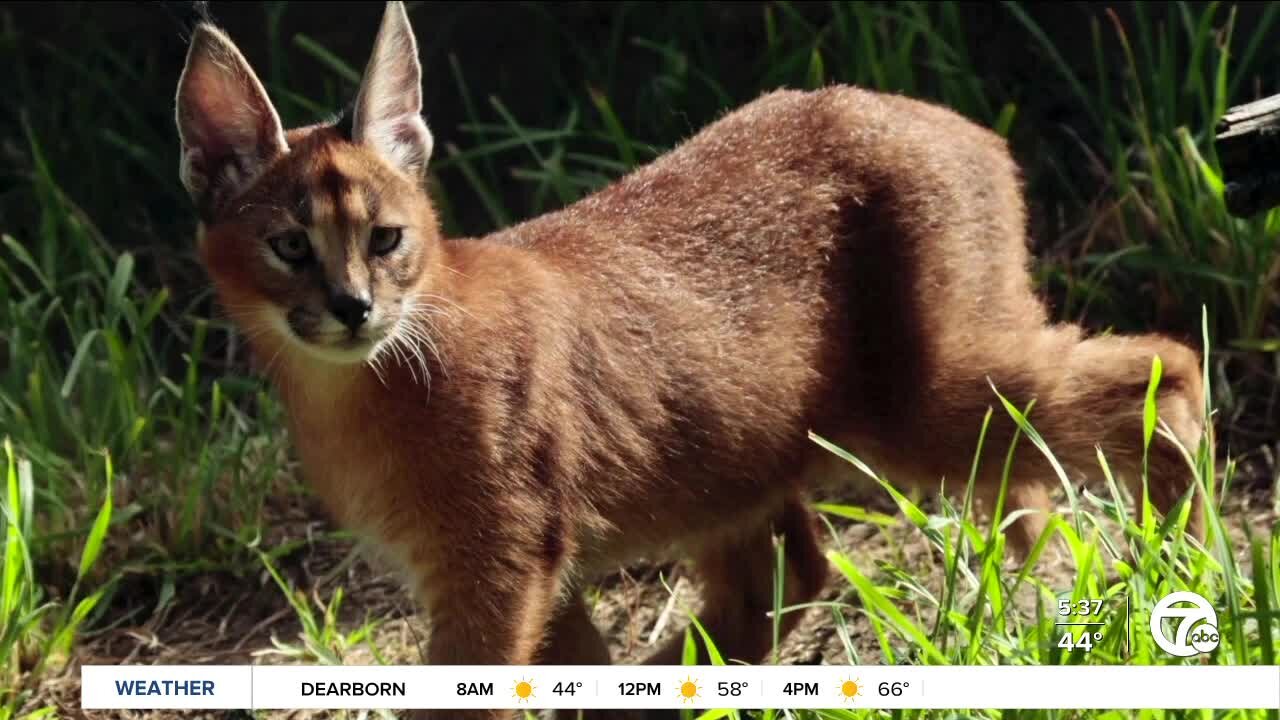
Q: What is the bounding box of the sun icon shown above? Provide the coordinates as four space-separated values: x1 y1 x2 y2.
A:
678 676 701 704
839 677 862 703
512 678 535 703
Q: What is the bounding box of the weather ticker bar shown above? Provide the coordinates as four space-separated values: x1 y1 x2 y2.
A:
81 665 1280 710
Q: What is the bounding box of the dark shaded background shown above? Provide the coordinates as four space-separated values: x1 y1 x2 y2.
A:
2 2 1278 453
7 1 1269 240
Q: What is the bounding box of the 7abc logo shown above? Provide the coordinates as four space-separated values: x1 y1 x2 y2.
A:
1149 591 1220 657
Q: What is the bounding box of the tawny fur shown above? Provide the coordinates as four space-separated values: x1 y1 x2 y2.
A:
179 5 1207 718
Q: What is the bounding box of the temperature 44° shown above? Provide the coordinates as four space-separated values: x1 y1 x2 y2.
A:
1058 630 1104 651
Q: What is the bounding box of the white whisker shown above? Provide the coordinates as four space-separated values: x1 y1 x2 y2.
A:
366 344 389 388
388 332 415 384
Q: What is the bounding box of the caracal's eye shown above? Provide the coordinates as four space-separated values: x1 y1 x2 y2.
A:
269 231 312 265
370 226 403 257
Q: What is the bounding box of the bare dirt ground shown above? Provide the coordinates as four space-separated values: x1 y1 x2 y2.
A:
32 465 1279 720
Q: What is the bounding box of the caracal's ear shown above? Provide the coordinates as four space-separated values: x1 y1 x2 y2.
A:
175 24 287 214
351 1 432 179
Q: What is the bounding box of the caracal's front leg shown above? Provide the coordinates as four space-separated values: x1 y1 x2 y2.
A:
408 538 564 720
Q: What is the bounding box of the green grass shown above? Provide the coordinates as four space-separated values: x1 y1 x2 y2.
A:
1 2 1278 718
651 326 1278 720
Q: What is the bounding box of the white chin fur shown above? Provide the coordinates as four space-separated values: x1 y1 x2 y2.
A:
265 308 382 366
298 339 379 365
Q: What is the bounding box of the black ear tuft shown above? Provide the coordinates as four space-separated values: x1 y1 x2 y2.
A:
332 101 356 141
158 1 216 39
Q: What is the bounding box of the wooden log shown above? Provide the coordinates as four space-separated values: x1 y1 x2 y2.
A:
1215 93 1280 217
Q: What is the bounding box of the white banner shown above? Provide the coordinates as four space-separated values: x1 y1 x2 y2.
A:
81 664 1280 710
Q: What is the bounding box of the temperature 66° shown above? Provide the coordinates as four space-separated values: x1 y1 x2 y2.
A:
878 682 909 697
